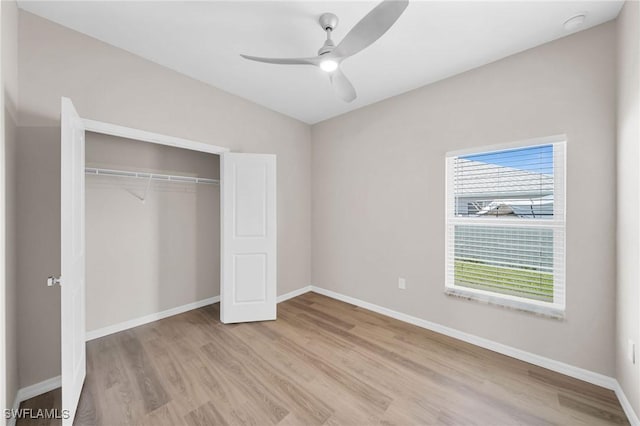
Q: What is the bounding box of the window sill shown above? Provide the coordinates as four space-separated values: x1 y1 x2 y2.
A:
445 287 565 320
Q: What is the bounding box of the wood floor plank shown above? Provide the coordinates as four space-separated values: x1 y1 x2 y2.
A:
199 342 290 424
285 300 356 330
139 402 184 426
15 293 630 426
115 331 170 414
558 393 628 425
205 326 334 425
184 401 229 426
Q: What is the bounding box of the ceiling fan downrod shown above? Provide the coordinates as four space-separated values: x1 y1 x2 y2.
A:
318 13 338 55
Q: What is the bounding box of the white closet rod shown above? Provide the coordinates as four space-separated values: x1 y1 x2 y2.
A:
85 167 219 185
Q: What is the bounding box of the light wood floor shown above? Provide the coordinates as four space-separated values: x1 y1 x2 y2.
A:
18 292 629 425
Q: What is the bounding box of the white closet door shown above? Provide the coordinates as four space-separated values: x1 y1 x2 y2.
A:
60 97 86 425
220 153 277 323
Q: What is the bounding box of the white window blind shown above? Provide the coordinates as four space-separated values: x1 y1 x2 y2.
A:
445 138 566 315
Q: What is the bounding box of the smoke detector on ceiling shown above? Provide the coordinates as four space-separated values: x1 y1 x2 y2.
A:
563 13 587 31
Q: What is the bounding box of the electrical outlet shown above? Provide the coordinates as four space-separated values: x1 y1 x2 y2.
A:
398 278 406 290
629 340 636 364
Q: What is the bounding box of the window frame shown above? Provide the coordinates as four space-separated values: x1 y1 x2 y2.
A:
444 135 567 318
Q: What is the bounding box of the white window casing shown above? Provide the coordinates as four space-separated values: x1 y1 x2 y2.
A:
445 136 566 318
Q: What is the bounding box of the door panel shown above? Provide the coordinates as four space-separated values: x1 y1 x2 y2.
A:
221 153 276 323
60 97 86 426
234 253 267 303
234 163 267 237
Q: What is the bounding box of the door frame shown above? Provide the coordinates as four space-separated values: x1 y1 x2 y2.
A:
80 115 232 335
63 98 232 422
74 106 232 340
82 119 229 155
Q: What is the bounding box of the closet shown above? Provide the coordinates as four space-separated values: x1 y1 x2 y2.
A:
84 133 220 336
59 97 277 425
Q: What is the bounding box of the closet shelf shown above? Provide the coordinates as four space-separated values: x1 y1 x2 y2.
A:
85 167 219 185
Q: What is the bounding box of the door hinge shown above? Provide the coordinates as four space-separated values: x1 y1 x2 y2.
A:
47 276 61 287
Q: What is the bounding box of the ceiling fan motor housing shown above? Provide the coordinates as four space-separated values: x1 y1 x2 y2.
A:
319 13 339 31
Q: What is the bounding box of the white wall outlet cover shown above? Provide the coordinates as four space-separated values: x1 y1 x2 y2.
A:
398 278 406 290
628 339 636 364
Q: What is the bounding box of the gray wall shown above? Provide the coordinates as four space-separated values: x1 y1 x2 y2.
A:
16 10 311 387
616 0 639 415
2 0 19 412
85 134 220 332
15 126 61 388
311 22 617 375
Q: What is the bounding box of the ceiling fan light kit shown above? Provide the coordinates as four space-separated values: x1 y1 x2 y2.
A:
320 60 339 73
240 0 409 103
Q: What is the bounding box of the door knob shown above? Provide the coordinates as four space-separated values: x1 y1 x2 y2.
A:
47 276 61 287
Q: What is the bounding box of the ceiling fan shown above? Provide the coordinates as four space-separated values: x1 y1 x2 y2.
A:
240 0 409 103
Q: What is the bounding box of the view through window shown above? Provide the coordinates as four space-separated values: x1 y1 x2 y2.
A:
445 140 565 313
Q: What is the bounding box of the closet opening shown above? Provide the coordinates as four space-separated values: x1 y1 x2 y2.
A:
60 97 277 424
84 132 221 340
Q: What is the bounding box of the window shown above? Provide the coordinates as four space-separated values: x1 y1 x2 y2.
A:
445 137 566 317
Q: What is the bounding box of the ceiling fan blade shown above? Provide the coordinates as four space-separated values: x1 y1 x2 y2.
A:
240 54 320 66
332 0 409 59
330 68 357 102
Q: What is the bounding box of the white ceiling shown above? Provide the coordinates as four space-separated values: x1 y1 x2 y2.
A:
18 1 623 124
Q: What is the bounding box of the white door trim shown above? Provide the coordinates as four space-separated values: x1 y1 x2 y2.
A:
82 118 230 155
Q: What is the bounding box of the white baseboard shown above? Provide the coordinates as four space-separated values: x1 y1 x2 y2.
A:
277 285 312 303
8 376 62 426
614 381 640 426
86 285 313 342
85 296 220 341
310 286 614 388
309 286 639 425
